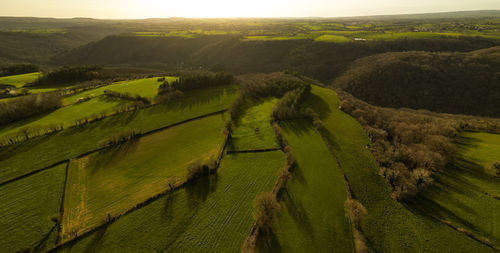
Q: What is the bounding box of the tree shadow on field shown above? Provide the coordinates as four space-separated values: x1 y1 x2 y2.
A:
256 228 282 253
278 188 315 241
305 93 332 121
87 139 140 175
185 172 219 209
82 222 109 253
161 191 177 222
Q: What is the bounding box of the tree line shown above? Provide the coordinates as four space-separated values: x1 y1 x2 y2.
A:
0 92 62 126
0 64 39 77
33 66 102 85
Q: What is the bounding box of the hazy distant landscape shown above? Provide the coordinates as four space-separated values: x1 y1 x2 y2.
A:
0 5 499 253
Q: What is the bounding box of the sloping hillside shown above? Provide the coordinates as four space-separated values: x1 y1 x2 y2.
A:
333 47 500 117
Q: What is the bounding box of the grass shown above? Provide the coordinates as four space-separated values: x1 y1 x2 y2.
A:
55 151 285 252
0 72 41 88
0 163 66 253
406 132 500 247
314 34 352 43
64 77 177 105
230 98 279 151
0 96 129 138
0 85 238 184
307 85 496 252
258 119 355 252
60 114 227 241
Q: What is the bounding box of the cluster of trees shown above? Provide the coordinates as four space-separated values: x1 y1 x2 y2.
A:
230 72 310 122
103 90 151 105
339 91 458 199
0 64 39 77
272 84 311 121
338 91 500 199
168 72 234 92
0 92 62 126
33 66 101 85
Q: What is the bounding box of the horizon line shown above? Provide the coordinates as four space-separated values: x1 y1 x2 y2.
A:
0 9 499 20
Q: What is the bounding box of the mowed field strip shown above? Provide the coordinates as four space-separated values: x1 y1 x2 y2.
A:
257 120 355 252
408 132 500 247
64 76 177 105
0 163 66 253
60 113 227 241
230 98 279 151
55 151 286 252
0 85 238 184
308 85 496 252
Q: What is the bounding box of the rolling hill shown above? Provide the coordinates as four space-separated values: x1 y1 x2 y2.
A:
333 46 500 117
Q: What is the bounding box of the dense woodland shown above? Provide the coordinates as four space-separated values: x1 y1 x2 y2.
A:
0 92 62 126
333 47 500 117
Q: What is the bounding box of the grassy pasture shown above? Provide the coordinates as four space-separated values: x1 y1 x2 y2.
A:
0 85 238 185
307 85 496 252
60 114 226 241
407 132 500 246
0 96 128 138
230 98 279 151
0 72 41 88
64 76 177 105
0 163 66 253
56 151 285 252
314 34 351 43
258 120 355 252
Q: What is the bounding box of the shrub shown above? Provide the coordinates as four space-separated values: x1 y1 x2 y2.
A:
101 129 143 147
253 192 280 230
186 160 209 181
491 161 500 178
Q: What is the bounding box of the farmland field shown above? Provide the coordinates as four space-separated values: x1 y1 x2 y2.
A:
0 96 128 138
258 119 355 252
60 113 227 241
407 132 500 247
0 163 66 253
307 85 497 252
64 77 177 105
0 85 238 185
0 72 41 88
230 98 279 151
55 151 285 252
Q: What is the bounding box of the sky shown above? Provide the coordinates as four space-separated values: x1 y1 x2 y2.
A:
1 0 499 19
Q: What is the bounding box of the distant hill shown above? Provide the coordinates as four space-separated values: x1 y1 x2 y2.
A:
54 35 498 82
333 47 500 117
336 10 500 20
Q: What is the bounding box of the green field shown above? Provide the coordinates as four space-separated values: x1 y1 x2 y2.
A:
0 72 41 88
60 114 227 241
307 85 496 252
64 77 177 105
314 34 352 43
407 132 500 247
0 96 128 138
230 98 279 151
56 151 285 252
0 163 66 253
258 120 355 252
0 85 238 185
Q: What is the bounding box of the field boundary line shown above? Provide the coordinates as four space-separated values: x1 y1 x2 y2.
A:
0 159 69 187
55 160 71 245
226 148 280 154
0 110 228 187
